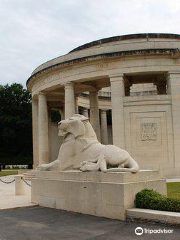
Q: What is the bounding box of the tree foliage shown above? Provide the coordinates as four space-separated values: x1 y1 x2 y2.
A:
0 83 33 165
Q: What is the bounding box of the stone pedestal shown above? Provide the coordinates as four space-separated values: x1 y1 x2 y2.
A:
31 170 166 220
15 175 25 195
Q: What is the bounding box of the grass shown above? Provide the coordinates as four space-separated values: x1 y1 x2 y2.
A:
167 182 180 199
0 170 18 177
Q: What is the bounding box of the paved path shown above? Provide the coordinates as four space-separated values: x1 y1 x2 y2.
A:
0 175 35 209
0 206 180 240
166 178 180 183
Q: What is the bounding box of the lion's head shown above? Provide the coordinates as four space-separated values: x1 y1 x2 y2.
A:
58 114 89 138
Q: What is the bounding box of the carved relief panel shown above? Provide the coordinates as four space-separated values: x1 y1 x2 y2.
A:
141 123 157 141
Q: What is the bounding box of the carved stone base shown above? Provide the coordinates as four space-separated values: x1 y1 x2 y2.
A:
31 170 166 220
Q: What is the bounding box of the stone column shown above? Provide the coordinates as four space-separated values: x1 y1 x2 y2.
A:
32 98 39 169
38 93 49 165
82 108 89 118
59 108 65 120
74 94 79 114
89 90 101 141
110 75 125 148
48 108 52 162
100 110 108 145
64 82 76 118
167 72 180 174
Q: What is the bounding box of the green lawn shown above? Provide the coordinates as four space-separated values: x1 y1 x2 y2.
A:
167 182 180 199
0 170 18 177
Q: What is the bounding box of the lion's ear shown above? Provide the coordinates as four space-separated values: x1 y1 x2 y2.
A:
69 120 85 138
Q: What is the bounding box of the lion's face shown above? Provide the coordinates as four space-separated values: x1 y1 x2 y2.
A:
58 114 88 138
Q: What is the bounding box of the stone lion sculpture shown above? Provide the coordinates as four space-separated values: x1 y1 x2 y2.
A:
38 114 139 173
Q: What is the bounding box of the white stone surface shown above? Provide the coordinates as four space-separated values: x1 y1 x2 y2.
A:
110 75 125 148
126 208 180 225
15 175 25 195
166 178 180 182
32 99 39 169
0 175 34 209
82 108 89 118
31 170 166 220
89 90 101 141
100 110 108 145
38 93 49 165
64 82 76 118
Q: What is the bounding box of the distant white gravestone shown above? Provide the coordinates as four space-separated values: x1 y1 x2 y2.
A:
38 114 139 173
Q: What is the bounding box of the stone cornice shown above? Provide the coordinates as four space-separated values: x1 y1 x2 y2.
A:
27 48 178 88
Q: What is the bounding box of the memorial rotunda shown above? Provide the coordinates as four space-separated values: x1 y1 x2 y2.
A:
27 33 180 177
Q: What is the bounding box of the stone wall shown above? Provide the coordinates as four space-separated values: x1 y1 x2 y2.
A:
124 95 174 177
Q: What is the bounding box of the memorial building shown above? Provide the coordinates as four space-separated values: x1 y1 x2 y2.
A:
27 33 180 177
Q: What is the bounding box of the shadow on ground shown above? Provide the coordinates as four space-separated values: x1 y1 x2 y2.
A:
0 206 180 240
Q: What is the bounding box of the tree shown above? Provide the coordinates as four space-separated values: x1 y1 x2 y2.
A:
0 83 33 166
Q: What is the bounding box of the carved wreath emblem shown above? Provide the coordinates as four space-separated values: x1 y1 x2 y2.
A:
141 123 157 141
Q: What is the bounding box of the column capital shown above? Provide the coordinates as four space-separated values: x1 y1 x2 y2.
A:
89 87 101 93
100 109 108 113
63 82 74 88
109 74 125 82
39 91 46 96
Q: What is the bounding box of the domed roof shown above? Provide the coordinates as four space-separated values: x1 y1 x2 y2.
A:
69 33 180 53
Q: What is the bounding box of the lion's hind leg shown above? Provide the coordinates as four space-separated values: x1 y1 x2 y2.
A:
98 154 108 173
80 161 100 171
80 154 107 172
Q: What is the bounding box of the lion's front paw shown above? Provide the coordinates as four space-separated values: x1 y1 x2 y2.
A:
80 161 89 166
79 162 88 172
37 164 49 171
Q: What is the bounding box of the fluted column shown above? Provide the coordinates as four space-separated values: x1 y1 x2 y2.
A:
110 75 125 148
32 98 39 169
82 108 89 118
64 82 76 118
101 110 108 145
38 93 49 165
89 90 101 141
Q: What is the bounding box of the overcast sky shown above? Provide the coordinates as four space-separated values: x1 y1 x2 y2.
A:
1 0 180 87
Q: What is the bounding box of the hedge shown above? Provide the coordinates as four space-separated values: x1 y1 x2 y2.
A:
135 189 180 212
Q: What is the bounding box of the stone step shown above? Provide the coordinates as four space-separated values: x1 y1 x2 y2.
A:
23 170 37 180
126 208 180 225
